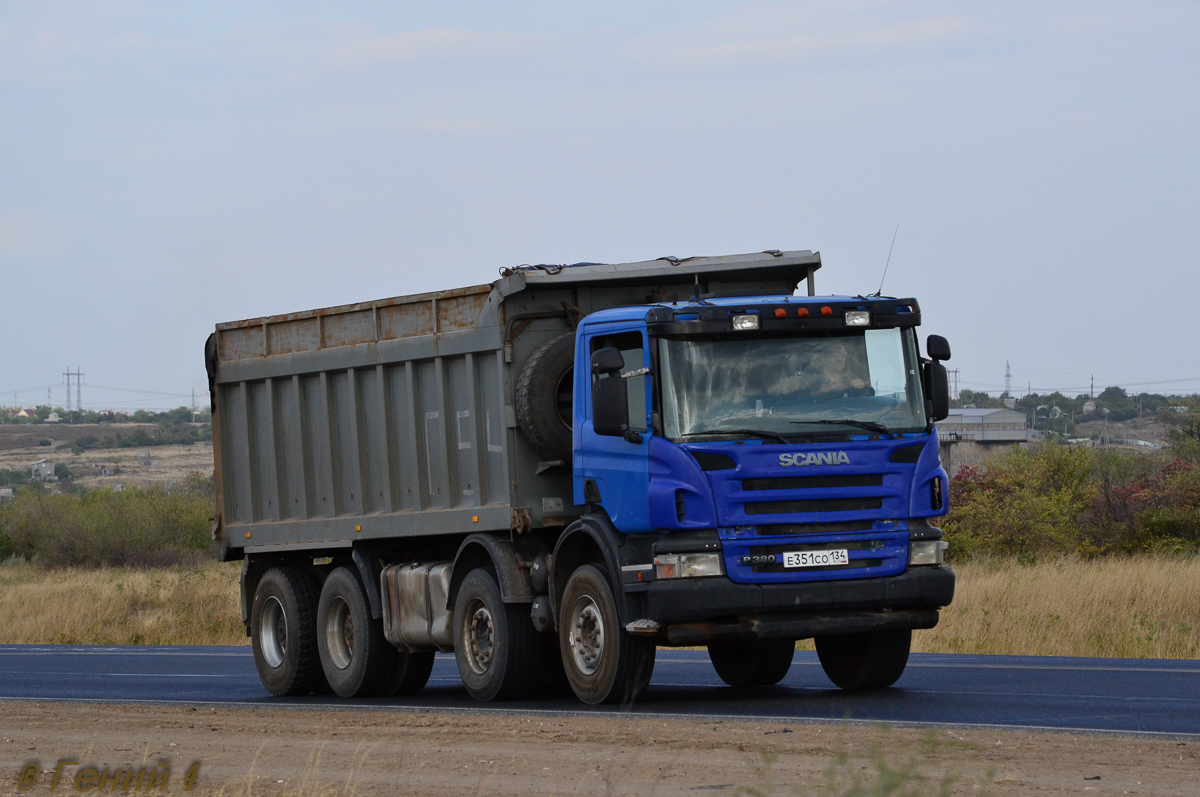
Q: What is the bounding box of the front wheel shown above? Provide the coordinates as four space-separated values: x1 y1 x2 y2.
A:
814 629 911 690
559 565 655 705
708 639 796 687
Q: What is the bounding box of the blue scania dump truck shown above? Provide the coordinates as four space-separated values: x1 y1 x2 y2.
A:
207 249 954 705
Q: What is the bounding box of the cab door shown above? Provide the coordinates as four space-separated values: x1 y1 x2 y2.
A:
576 324 653 532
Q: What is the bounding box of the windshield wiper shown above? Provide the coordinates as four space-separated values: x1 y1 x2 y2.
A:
682 429 790 444
790 419 894 437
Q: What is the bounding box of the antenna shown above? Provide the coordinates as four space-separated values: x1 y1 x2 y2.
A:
872 223 900 297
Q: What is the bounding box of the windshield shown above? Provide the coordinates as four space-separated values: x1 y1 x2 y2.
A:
658 328 927 440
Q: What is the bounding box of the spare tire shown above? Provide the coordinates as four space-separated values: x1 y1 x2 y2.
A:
516 332 575 461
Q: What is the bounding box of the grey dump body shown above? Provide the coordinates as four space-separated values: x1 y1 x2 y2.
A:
208 251 821 561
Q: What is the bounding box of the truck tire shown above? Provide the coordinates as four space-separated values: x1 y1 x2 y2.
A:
707 640 796 688
453 569 541 701
559 565 656 705
814 629 911 690
385 651 436 696
515 333 575 461
316 567 396 698
250 566 324 697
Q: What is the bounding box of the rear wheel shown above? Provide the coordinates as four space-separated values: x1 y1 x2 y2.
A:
708 640 796 687
250 567 323 697
559 565 656 705
385 650 436 696
453 569 541 701
317 567 396 698
814 629 911 690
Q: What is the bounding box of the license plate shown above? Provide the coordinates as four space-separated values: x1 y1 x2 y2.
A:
783 549 850 568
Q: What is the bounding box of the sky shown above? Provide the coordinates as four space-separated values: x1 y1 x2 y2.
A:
1 1 1198 410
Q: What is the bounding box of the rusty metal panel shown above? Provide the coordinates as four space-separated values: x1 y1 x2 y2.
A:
248 379 280 522
322 309 376 349
219 325 265 361
437 292 488 333
379 301 433 340
221 382 254 524
267 318 320 355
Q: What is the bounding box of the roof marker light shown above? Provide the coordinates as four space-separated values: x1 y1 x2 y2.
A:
774 308 786 318
797 307 809 317
821 306 833 316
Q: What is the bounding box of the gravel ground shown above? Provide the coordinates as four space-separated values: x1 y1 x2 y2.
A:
1 702 1197 795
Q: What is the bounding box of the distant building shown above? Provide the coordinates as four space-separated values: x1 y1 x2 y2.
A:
0 487 13 500
937 407 1031 473
937 408 1029 442
31 459 56 481
17 409 37 420
1082 400 1097 415
45 411 61 423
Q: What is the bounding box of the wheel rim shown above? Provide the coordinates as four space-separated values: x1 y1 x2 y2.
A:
260 596 287 669
325 596 355 670
568 595 605 676
461 598 495 676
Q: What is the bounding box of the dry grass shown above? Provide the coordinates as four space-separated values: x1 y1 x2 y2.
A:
2 557 1199 658
0 560 244 645
915 556 1200 658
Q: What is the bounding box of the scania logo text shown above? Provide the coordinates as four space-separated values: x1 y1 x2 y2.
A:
779 451 850 467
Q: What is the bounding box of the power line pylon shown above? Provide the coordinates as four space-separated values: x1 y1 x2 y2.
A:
62 367 84 415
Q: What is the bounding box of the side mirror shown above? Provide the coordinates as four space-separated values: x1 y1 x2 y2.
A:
927 334 951 361
592 347 629 436
591 347 624 376
927 361 950 422
593 375 629 437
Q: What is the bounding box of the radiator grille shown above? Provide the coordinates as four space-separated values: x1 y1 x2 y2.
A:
743 474 883 491
744 497 883 515
755 520 875 536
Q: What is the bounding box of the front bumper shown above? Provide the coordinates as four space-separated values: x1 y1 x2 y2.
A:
643 565 954 643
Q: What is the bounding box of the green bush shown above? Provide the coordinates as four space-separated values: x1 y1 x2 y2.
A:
0 475 214 567
944 443 1200 560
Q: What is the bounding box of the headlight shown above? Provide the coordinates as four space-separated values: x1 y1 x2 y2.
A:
731 314 760 331
844 310 871 326
909 540 948 566
655 553 724 579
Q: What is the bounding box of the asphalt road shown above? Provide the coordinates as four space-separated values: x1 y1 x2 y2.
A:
1 645 1197 737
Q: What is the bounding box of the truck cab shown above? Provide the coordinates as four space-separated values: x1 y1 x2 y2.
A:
552 294 954 696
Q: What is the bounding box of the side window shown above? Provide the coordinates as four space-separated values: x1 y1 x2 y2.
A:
590 331 647 433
